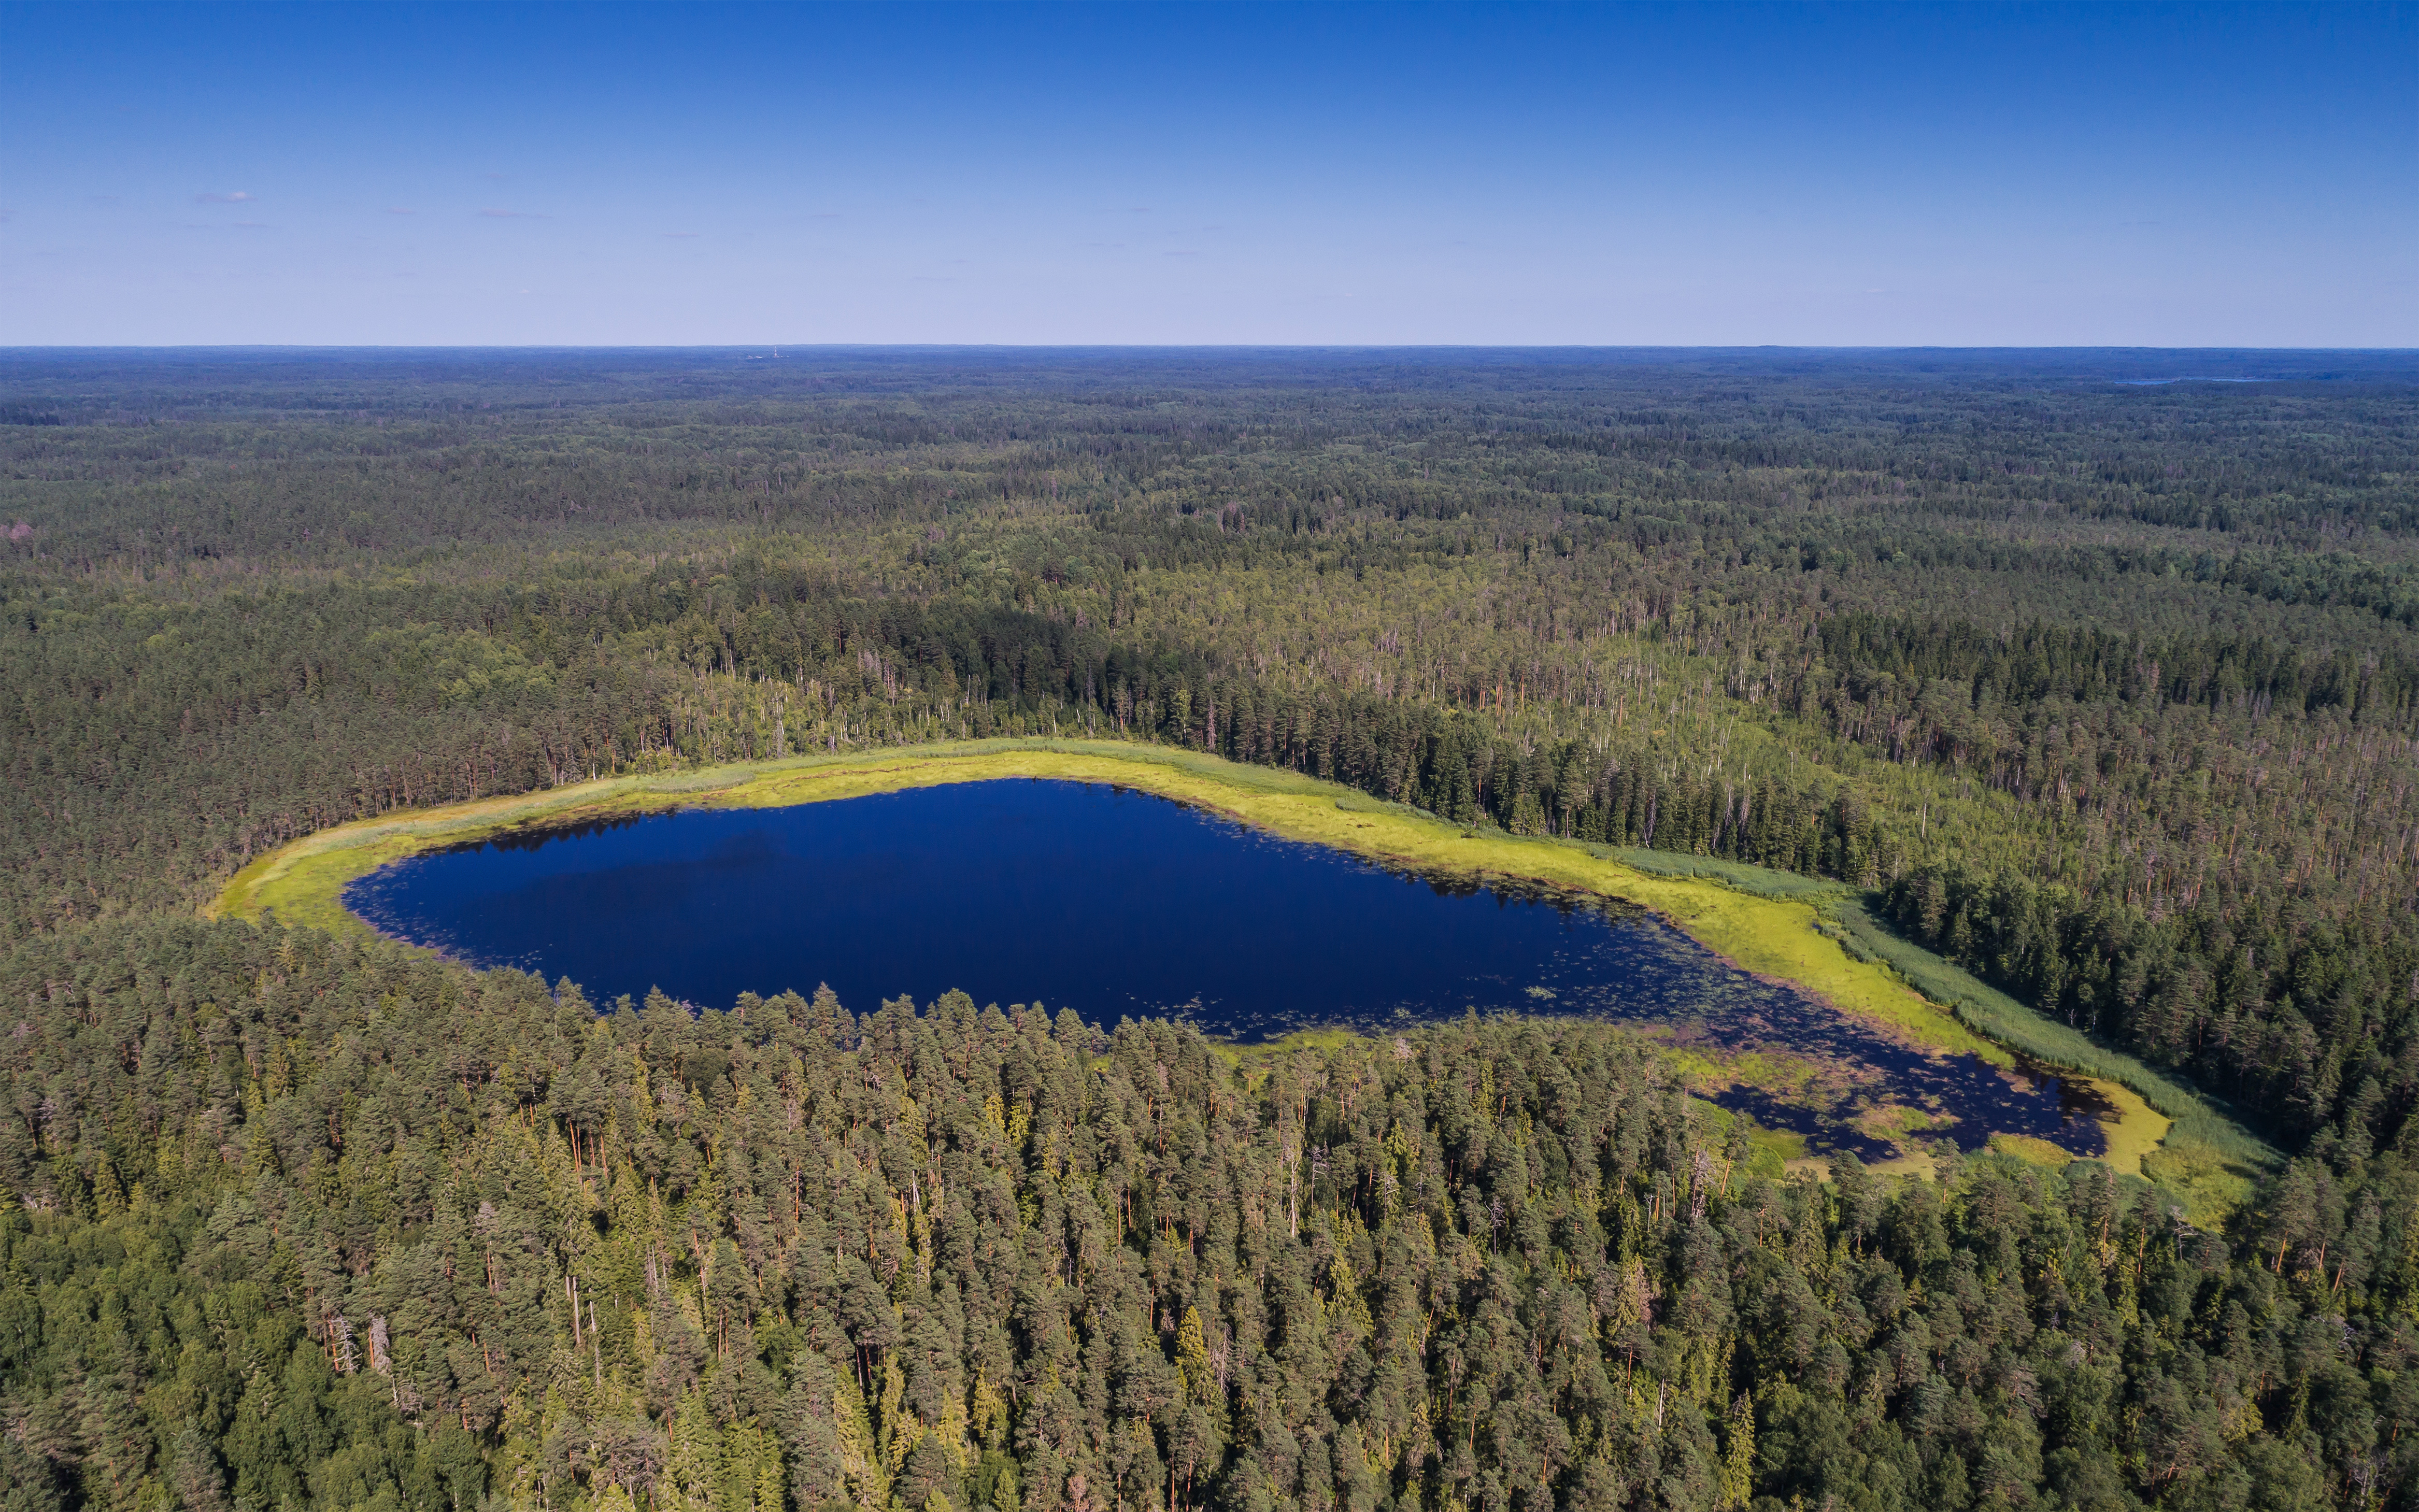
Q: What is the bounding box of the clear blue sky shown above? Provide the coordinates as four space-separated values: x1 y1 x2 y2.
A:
2 2 2410 346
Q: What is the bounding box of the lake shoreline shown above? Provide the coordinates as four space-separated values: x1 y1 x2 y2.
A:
209 735 2254 1205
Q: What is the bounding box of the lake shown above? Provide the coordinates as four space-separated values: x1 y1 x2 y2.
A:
346 777 2112 1161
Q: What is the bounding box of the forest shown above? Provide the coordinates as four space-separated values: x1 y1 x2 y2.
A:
4 347 2417 1509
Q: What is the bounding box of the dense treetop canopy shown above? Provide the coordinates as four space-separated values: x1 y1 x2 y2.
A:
3 349 2416 1510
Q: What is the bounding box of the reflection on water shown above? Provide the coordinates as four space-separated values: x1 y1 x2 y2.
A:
347 778 2112 1162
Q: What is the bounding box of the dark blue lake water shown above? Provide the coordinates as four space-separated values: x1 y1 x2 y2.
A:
346 778 2111 1160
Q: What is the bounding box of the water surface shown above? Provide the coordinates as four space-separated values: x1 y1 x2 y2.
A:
348 779 2110 1161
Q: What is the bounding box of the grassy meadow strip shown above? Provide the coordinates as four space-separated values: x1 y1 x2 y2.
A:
212 736 2266 1201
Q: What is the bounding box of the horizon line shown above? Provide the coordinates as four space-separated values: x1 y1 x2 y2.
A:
5 343 2415 356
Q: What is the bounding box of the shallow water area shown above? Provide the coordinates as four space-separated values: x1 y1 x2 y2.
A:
347 778 2112 1162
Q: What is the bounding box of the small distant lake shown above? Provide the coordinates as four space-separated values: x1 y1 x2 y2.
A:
347 779 2111 1161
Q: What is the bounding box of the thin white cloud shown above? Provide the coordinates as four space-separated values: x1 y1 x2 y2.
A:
194 191 253 204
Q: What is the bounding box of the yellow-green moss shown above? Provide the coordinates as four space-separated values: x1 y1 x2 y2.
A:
1988 1133 2079 1169
2143 1135 2263 1230
1745 1128 1808 1174
2089 1079 2170 1178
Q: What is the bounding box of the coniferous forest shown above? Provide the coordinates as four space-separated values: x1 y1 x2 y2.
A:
5 348 2419 1510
